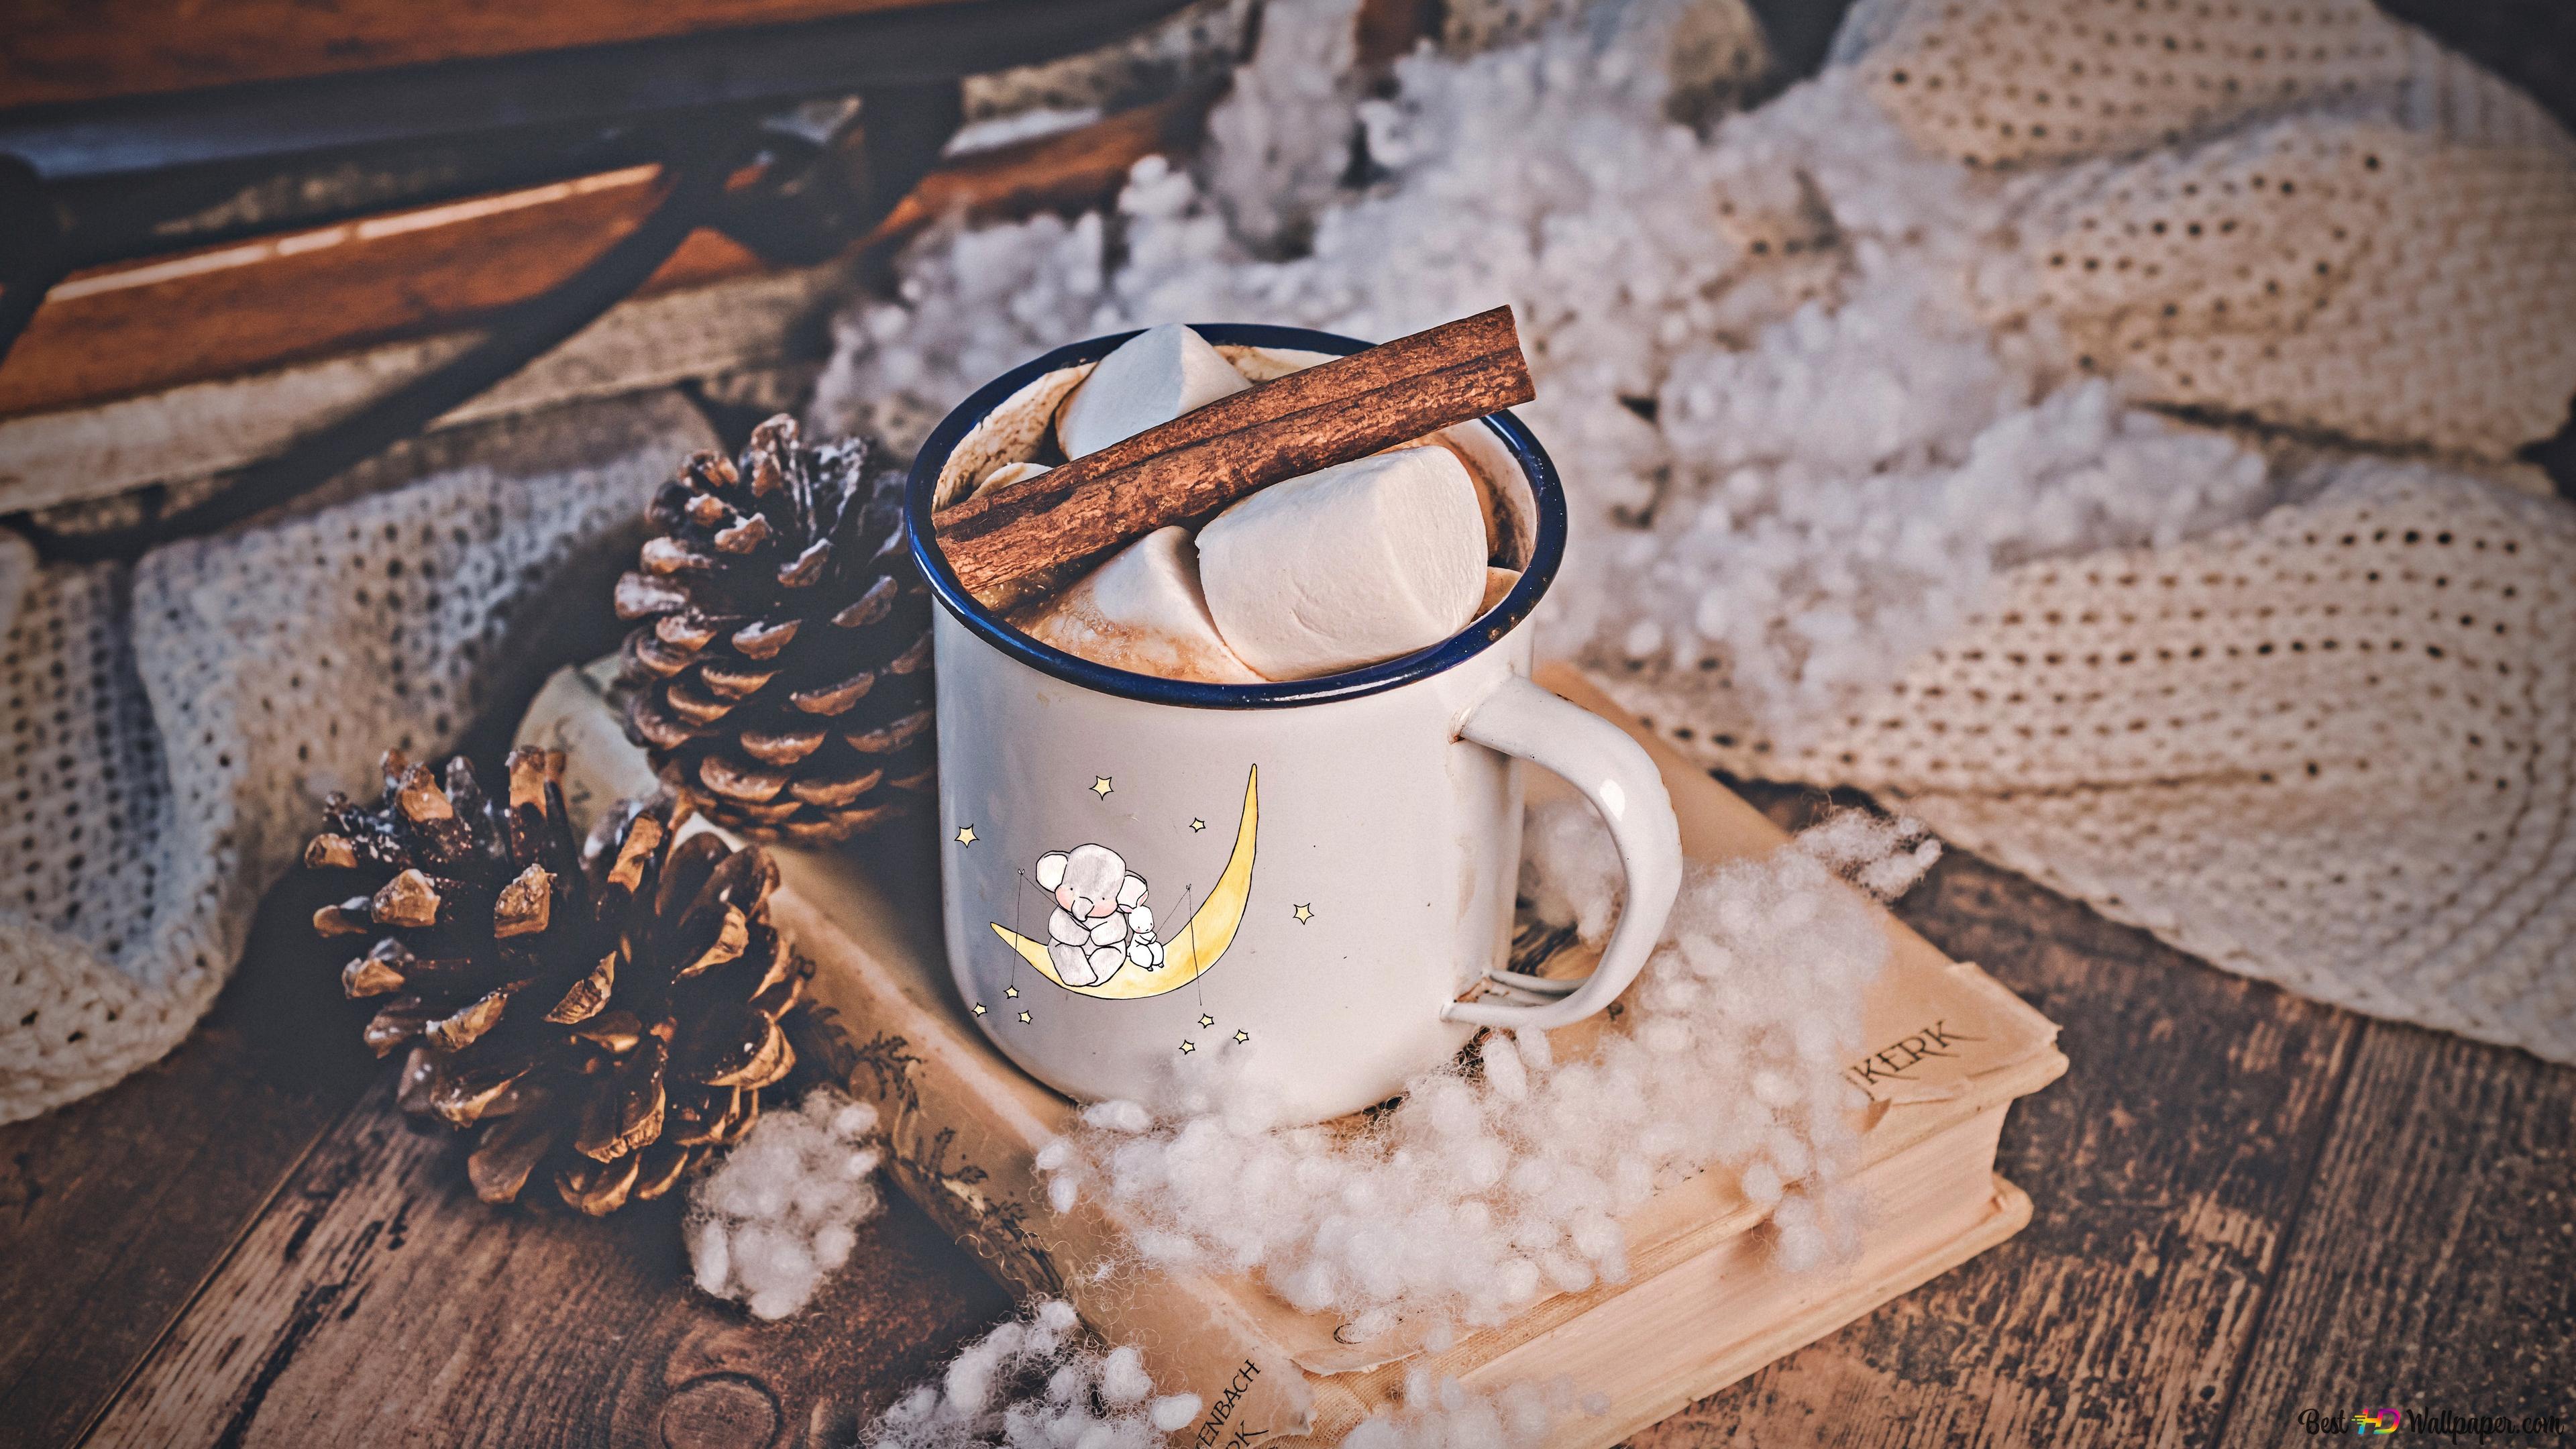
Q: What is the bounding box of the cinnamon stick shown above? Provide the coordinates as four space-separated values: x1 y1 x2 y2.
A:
932 307 1535 597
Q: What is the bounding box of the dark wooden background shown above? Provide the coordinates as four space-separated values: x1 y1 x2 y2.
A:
3 780 2569 1448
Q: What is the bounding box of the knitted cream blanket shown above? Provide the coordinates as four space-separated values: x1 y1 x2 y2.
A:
1603 0 2576 1063
1616 460 2573 1059
817 0 2576 1063
0 394 714 1123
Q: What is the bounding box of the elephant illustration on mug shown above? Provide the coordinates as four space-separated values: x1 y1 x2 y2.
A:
1036 843 1166 987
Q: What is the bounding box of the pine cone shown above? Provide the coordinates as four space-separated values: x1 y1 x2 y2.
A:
306 747 804 1215
616 416 935 843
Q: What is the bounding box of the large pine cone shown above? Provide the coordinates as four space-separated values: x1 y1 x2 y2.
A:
616 416 935 843
306 747 803 1215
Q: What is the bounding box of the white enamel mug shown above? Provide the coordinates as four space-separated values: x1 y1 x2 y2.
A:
904 324 1682 1124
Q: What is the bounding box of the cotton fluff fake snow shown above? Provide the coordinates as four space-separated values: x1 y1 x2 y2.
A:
810 0 2290 744
687 1087 883 1320
1618 72 2275 734
867 1302 1591 1449
863 1299 1203 1449
1345 1371 1606 1449
1034 802 1939 1336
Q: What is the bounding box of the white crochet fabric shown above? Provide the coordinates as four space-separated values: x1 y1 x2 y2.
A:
1838 0 2425 168
1999 109 2576 457
1613 460 2573 1060
0 393 714 1123
1597 0 2576 1062
1847 0 2576 457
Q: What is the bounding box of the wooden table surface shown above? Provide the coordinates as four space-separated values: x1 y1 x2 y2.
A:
2 784 2569 1448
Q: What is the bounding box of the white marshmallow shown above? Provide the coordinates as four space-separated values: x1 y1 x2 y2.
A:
1024 527 1263 684
1426 435 1504 559
1055 323 1251 460
974 460 1052 498
1196 446 1488 681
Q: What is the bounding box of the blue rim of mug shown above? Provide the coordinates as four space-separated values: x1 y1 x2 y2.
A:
904 322 1566 710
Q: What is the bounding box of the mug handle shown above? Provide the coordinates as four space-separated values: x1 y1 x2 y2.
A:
1445 675 1684 1030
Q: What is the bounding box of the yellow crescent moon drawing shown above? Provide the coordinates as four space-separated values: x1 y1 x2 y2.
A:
989 766 1257 999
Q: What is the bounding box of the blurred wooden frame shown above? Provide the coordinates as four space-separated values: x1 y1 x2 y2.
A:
0 89 1236 514
0 90 1222 421
0 0 987 111
0 0 1440 518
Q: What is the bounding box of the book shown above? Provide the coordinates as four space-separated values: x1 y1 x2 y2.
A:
519 659 2064 1447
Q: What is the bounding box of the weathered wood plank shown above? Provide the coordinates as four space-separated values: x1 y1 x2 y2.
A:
1631 832 2363 1448
867 83 1223 252
2215 1022 2576 1444
0 85 1218 428
82 1078 1008 1448
0 872 380 1449
0 266 833 512
0 0 969 109
0 169 765 419
0 99 1232 527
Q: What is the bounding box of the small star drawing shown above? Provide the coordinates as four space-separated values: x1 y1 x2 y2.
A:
1197 1013 1215 1028
955 824 977 847
1091 776 1114 798
1232 1030 1250 1044
1179 1040 1197 1054
1004 985 1020 998
1017 1010 1033 1024
1292 903 1313 924
1189 818 1207 832
971 1003 987 1016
